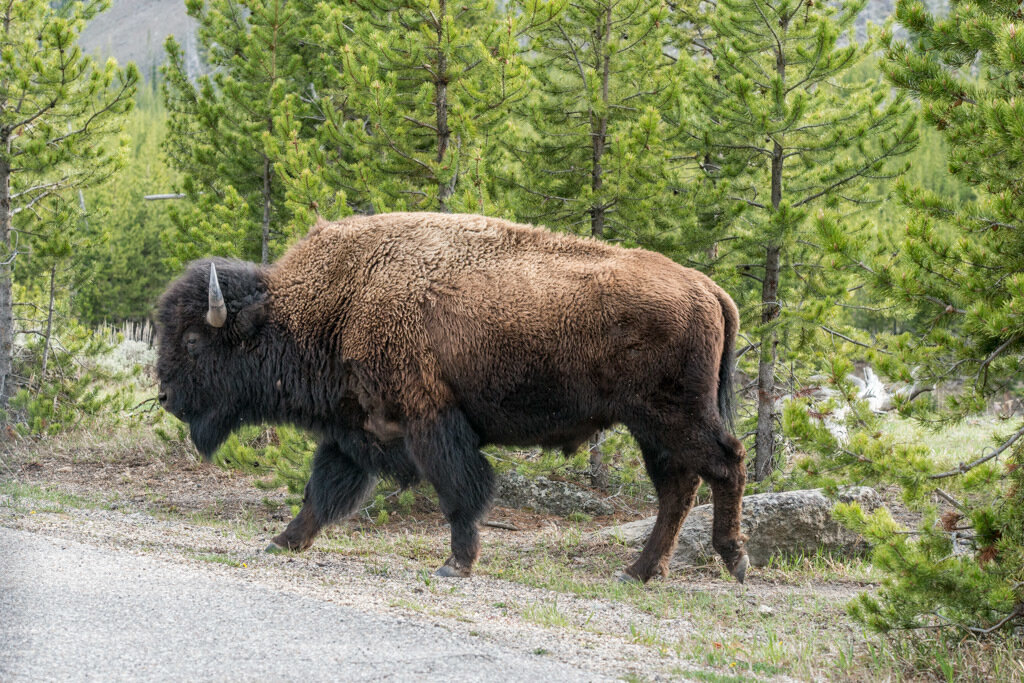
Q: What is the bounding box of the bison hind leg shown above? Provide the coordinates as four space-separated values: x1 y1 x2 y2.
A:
703 428 749 583
622 433 702 583
268 439 377 553
624 415 749 584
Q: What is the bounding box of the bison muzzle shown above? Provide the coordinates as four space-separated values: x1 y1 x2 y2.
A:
156 212 749 583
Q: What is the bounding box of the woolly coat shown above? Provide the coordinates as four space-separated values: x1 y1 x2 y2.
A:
265 212 738 449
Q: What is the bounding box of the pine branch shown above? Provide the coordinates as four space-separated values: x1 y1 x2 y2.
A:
819 325 889 354
966 604 1024 636
979 334 1020 392
930 422 1024 480
933 487 969 514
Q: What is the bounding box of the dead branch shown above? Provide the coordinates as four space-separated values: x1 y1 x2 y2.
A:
930 422 1024 480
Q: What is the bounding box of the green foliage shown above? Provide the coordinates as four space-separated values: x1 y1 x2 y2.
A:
685 0 917 478
804 0 1024 636
1 0 139 214
72 86 177 324
499 0 691 248
787 377 1023 638
5 284 131 434
161 0 320 267
0 0 138 406
213 425 315 508
275 0 563 218
824 416 1024 637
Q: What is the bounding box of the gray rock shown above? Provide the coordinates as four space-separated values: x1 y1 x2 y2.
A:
600 487 880 568
494 471 614 517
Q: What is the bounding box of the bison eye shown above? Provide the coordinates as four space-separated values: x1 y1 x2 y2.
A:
185 331 202 356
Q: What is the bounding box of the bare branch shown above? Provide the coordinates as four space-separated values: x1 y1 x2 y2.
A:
933 488 969 514
820 325 891 354
930 423 1024 480
966 604 1024 636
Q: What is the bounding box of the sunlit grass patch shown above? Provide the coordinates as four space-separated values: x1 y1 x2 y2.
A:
880 414 1009 469
520 600 573 629
192 552 245 568
0 480 113 512
758 547 874 583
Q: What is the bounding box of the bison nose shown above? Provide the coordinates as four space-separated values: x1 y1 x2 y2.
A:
158 388 170 407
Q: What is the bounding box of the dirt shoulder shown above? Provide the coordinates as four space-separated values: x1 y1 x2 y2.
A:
1 433 874 681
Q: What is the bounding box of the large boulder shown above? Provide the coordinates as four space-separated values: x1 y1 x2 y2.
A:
600 487 880 567
494 470 614 517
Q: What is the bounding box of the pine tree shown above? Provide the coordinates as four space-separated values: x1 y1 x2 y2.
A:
276 0 562 218
160 0 318 268
73 88 178 324
0 0 137 405
502 0 687 248
686 0 917 480
821 0 1024 637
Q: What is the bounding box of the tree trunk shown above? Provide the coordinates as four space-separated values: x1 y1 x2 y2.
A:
0 154 13 407
752 26 790 481
39 264 57 385
702 155 719 272
753 135 785 480
754 244 781 480
589 4 612 240
435 0 452 212
261 154 272 264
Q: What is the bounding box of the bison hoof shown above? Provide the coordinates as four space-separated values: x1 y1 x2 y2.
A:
616 571 642 585
435 561 471 578
265 541 288 554
729 553 749 584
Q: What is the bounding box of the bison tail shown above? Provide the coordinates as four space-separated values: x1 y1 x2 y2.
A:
716 289 739 433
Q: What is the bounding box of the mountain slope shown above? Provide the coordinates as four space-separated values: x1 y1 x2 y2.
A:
78 0 200 81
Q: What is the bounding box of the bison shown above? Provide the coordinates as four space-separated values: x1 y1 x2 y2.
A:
156 212 749 583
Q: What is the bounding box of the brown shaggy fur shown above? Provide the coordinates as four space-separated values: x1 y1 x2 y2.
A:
157 212 748 582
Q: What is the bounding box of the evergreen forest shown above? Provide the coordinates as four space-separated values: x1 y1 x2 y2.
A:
2 0 1022 678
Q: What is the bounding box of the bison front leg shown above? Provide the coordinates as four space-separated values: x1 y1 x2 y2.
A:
407 407 494 578
267 440 377 553
268 501 321 553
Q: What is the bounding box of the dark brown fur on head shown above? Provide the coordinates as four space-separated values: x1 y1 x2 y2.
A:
156 258 272 455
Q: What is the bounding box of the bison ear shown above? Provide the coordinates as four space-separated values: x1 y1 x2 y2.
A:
232 300 267 338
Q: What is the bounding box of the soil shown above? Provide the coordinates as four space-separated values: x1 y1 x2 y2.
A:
1 431 874 681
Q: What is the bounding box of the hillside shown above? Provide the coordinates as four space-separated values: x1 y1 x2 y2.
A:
78 0 200 81
76 0 951 83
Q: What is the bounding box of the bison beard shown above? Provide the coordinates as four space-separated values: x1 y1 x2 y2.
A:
156 212 749 584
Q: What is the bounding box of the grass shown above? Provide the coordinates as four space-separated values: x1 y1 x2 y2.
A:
471 533 878 679
6 413 1024 682
520 600 573 629
686 670 747 683
882 414 1010 469
192 552 246 568
0 479 116 512
759 548 875 583
151 505 263 540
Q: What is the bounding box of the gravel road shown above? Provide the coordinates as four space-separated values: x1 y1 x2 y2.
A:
3 447 853 682
1 526 607 682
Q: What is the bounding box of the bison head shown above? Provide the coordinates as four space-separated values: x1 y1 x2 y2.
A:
156 258 271 458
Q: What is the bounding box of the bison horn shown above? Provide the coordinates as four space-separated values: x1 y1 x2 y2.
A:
207 263 227 328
